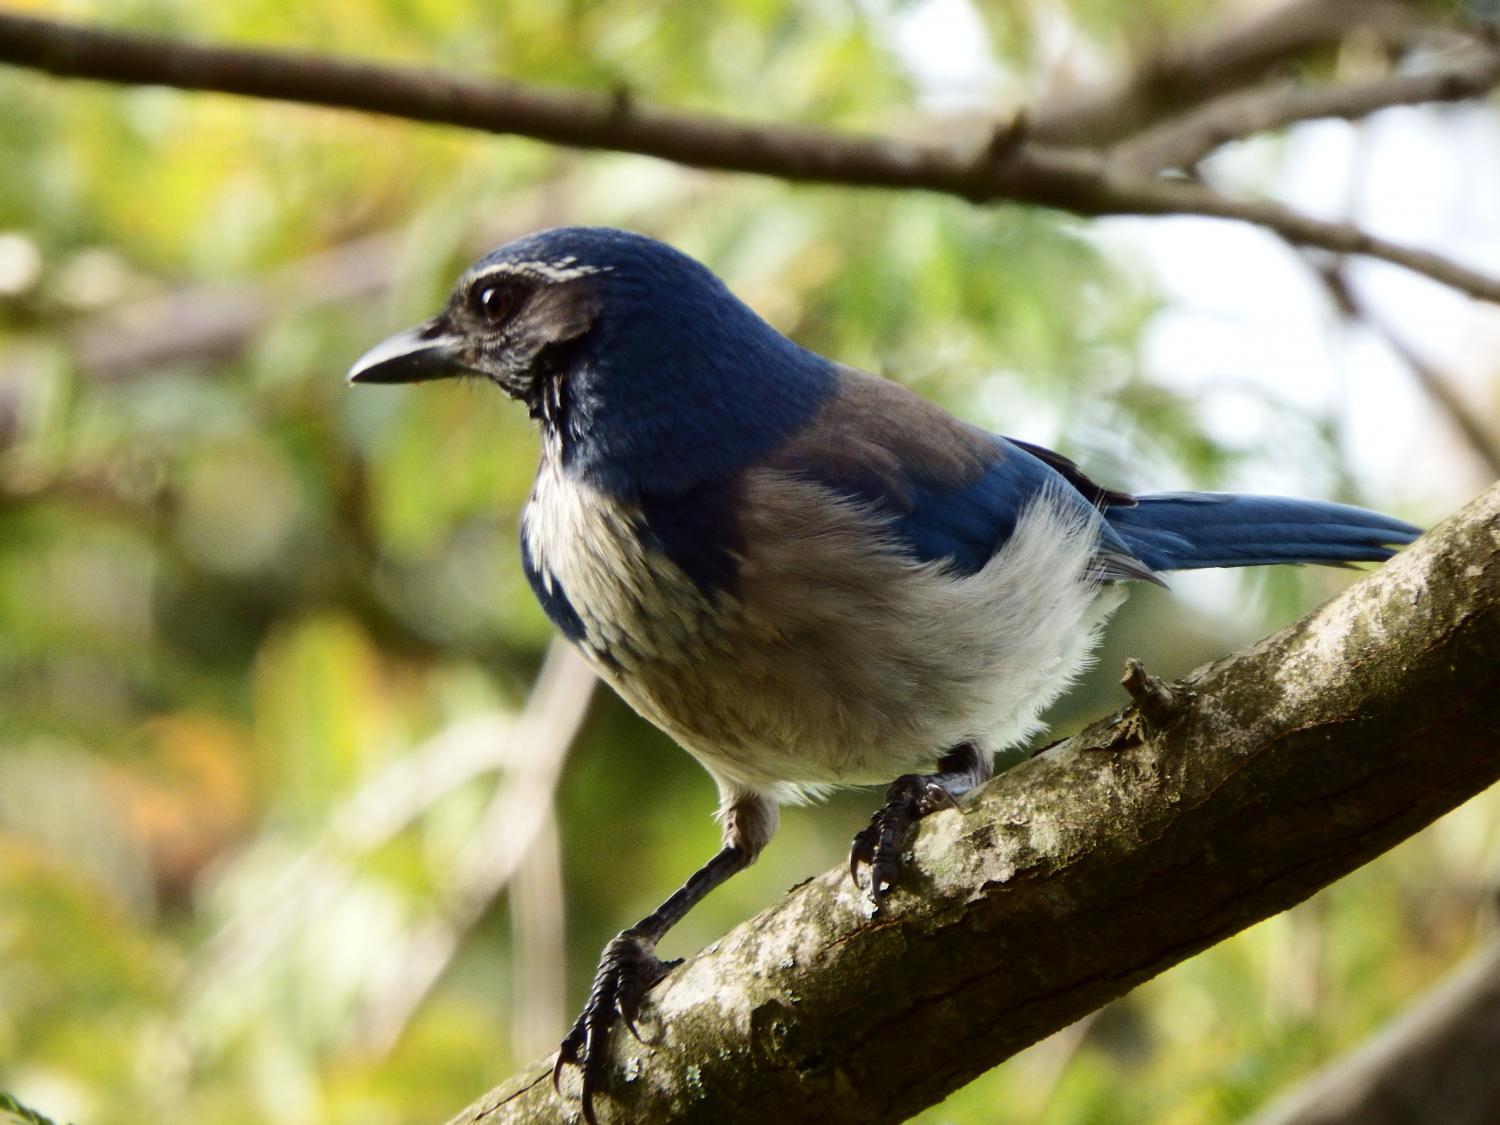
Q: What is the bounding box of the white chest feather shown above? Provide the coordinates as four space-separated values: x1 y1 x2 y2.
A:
521 460 731 672
521 463 1119 803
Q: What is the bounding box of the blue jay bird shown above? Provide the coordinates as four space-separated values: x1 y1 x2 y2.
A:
348 226 1419 1121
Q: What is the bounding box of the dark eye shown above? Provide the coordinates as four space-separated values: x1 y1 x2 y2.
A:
473 282 517 324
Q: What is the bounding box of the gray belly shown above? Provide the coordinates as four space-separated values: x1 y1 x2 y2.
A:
524 463 1116 801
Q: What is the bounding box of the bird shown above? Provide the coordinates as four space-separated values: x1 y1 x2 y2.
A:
347 226 1420 1122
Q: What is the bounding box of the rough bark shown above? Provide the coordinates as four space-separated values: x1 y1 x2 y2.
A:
447 481 1500 1124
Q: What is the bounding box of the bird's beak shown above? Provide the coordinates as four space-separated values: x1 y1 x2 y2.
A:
346 320 469 385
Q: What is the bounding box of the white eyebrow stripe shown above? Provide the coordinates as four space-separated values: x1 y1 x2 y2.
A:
470 260 613 284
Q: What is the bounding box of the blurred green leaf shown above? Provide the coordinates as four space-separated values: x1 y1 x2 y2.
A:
1 1091 64 1125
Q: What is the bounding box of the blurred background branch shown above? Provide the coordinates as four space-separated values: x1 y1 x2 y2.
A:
2 10 1500 300
1113 47 1500 175
1317 263 1500 477
60 181 576 383
1024 0 1439 145
1248 928 1500 1125
352 642 593 1058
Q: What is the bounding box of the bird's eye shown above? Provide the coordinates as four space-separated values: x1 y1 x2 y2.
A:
473 283 516 324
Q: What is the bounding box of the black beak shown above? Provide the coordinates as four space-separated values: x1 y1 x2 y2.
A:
346 320 469 385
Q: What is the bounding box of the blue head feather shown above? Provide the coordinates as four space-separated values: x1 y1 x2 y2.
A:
474 228 837 498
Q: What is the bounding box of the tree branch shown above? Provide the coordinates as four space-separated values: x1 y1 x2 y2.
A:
353 643 595 1057
1114 47 1500 174
4 12 1500 303
1316 263 1500 479
1027 0 1435 146
447 481 1500 1124
1248 938 1500 1125
1065 173 1500 303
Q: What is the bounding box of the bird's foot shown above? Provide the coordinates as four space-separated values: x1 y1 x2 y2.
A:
552 928 680 1124
849 774 961 909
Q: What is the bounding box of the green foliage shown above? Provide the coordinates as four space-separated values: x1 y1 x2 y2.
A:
1 1091 64 1125
0 2 1485 1124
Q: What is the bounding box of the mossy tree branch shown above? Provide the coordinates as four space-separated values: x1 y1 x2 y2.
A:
451 481 1500 1124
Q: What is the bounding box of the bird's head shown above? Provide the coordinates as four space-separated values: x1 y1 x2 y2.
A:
348 226 834 492
346 226 630 403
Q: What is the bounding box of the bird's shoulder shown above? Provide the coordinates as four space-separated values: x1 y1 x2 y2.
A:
757 366 1113 575
759 365 994 504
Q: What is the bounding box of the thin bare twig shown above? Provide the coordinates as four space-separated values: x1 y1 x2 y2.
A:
355 642 595 1055
1020 1011 1105 1116
186 638 595 1060
186 707 517 994
1320 265 1500 477
510 816 568 1060
4 12 1500 304
1090 174 1500 304
1115 47 1500 174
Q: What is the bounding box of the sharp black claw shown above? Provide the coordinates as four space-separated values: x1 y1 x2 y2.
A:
554 929 675 1121
849 825 878 886
930 782 961 812
851 773 964 907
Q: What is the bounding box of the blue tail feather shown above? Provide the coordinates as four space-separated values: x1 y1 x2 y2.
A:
1105 492 1421 573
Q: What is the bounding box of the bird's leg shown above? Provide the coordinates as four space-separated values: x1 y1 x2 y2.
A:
850 742 990 908
554 792 775 1124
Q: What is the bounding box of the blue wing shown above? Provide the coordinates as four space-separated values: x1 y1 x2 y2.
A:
630 366 1418 597
883 440 1098 574
761 368 1143 577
